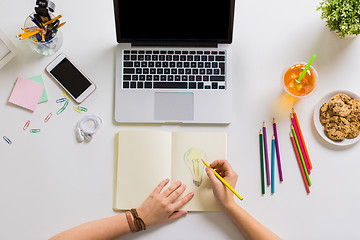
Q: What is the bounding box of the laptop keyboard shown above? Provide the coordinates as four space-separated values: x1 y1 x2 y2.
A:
122 50 226 90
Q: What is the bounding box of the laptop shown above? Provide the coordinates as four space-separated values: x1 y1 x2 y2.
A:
113 0 235 123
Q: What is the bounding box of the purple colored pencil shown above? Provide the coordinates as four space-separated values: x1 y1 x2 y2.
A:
262 122 270 186
273 118 283 182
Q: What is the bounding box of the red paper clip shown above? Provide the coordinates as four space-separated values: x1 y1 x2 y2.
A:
23 120 30 130
44 113 52 123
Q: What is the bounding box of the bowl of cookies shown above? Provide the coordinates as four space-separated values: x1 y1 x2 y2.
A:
314 91 360 146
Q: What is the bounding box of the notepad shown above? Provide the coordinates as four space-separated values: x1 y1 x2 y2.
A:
28 75 48 103
113 130 227 211
8 77 44 111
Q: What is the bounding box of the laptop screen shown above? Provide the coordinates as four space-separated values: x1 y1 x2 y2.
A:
113 0 235 44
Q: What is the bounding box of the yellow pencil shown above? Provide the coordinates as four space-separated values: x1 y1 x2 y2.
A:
202 159 243 200
44 14 62 26
56 22 66 30
17 29 41 39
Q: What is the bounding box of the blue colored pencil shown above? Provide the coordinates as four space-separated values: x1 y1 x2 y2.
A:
271 135 275 194
263 122 270 186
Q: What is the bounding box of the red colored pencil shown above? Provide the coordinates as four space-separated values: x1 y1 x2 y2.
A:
290 132 310 193
290 113 311 174
292 108 313 169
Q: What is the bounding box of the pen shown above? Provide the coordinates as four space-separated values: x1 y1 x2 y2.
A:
202 159 243 201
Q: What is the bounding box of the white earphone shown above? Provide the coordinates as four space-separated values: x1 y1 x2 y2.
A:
75 114 102 142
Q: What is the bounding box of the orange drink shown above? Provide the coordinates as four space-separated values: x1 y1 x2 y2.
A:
283 63 317 97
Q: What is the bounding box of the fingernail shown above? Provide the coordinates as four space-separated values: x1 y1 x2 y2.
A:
176 180 182 185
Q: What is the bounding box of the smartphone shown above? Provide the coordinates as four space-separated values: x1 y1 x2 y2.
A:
46 53 96 103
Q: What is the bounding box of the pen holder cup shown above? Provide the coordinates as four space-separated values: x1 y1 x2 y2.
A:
24 13 63 56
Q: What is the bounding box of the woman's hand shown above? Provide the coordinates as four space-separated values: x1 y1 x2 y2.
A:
205 160 238 209
136 179 194 228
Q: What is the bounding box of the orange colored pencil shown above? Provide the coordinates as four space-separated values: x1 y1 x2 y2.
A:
292 108 312 169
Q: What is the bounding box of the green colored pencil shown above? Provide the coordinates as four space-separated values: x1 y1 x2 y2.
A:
259 129 265 194
291 125 311 186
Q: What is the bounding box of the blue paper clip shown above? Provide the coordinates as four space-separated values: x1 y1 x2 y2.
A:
3 136 12 144
56 98 66 103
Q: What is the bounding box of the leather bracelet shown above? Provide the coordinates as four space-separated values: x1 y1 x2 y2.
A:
125 211 136 233
130 208 146 232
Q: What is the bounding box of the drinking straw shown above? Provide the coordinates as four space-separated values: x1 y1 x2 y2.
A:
271 135 275 194
291 125 311 186
290 132 310 194
262 122 270 186
290 113 311 174
272 118 283 182
292 108 313 169
294 54 316 87
259 129 265 194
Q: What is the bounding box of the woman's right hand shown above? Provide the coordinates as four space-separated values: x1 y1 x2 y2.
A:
205 160 238 209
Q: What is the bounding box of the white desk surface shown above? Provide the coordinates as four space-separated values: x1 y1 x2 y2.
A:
1 0 360 239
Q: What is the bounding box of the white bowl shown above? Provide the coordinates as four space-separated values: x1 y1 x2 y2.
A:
313 90 360 146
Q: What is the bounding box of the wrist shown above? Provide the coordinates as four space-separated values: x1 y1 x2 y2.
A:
220 199 236 212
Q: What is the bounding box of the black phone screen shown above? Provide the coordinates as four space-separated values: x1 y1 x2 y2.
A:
50 57 92 98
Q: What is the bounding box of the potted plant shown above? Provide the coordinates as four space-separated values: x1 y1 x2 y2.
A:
317 0 360 38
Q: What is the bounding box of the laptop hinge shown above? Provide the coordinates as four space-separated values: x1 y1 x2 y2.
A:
131 41 218 48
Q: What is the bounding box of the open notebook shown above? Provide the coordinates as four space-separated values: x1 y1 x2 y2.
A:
113 130 227 211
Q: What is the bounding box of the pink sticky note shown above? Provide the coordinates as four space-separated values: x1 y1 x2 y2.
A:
8 77 44 111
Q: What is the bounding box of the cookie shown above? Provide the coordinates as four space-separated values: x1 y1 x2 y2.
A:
330 93 352 104
325 116 351 141
319 102 333 125
328 95 352 117
346 113 360 123
347 121 360 139
349 98 360 115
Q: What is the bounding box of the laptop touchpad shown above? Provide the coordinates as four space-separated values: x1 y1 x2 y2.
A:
154 92 194 121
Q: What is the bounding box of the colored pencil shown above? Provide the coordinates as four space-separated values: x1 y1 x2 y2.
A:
262 122 270 186
292 108 313 169
290 132 310 193
259 129 265 194
202 159 243 200
273 118 283 182
291 125 311 186
271 135 275 194
290 113 311 174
